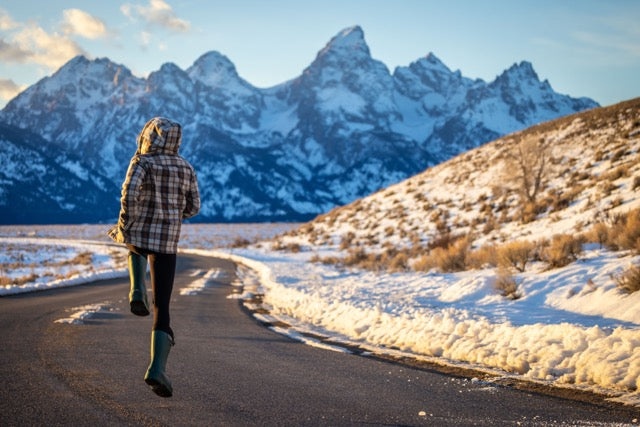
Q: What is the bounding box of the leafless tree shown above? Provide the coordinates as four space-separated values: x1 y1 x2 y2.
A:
504 136 550 203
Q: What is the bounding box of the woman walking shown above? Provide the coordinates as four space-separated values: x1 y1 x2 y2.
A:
109 117 200 397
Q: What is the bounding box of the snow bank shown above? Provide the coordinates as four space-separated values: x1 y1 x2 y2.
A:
183 247 640 403
0 269 128 296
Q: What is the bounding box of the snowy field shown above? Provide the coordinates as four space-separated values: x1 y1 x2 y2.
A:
0 223 296 295
3 222 640 407
0 223 298 248
0 236 128 295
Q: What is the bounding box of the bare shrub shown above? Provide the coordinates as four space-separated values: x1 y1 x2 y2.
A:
431 237 471 272
610 148 628 162
1 273 39 286
571 171 591 182
612 264 640 294
271 241 301 253
322 255 340 265
466 245 498 269
340 232 356 250
428 232 463 251
600 182 618 197
519 200 547 224
288 243 302 253
230 237 252 248
310 254 341 265
548 186 584 213
480 202 493 215
342 248 378 270
604 164 630 181
498 240 536 272
72 251 93 265
52 251 93 267
587 222 609 248
412 254 434 272
498 209 511 224
607 209 640 253
387 252 409 273
542 234 584 268
483 215 497 234
610 197 624 209
494 266 521 300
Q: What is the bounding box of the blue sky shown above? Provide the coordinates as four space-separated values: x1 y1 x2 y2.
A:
0 0 638 107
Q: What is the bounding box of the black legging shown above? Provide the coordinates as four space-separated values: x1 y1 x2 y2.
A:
127 244 176 338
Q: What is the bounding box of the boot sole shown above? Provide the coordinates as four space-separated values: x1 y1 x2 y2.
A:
145 377 172 397
130 301 150 316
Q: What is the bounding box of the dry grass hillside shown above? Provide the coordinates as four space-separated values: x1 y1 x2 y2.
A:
271 98 640 278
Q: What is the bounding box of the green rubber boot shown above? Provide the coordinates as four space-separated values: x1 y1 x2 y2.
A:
144 330 174 397
128 252 150 316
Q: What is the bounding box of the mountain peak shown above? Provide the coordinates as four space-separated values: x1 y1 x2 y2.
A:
66 55 90 67
187 51 242 88
502 61 539 81
190 51 237 74
159 62 183 73
414 52 452 74
330 26 365 46
57 55 126 73
46 55 132 88
52 55 92 77
319 25 370 57
148 62 190 86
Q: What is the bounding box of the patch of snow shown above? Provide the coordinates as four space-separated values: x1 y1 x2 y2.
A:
60 160 89 181
54 302 113 325
179 268 225 295
269 326 352 354
317 86 366 117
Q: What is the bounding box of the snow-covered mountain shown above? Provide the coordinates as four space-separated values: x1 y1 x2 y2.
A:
0 26 598 223
0 123 119 224
279 97 640 255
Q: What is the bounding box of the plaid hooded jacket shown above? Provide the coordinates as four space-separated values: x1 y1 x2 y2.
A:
108 117 200 254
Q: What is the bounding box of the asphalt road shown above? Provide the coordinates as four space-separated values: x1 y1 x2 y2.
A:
1 253 638 426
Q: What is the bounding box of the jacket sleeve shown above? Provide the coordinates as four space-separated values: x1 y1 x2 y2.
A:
118 157 146 231
183 167 200 220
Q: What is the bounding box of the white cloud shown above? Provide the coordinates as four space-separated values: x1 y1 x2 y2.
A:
121 0 191 33
0 9 88 70
61 9 108 40
0 8 19 30
0 38 32 63
8 23 86 69
0 78 26 101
